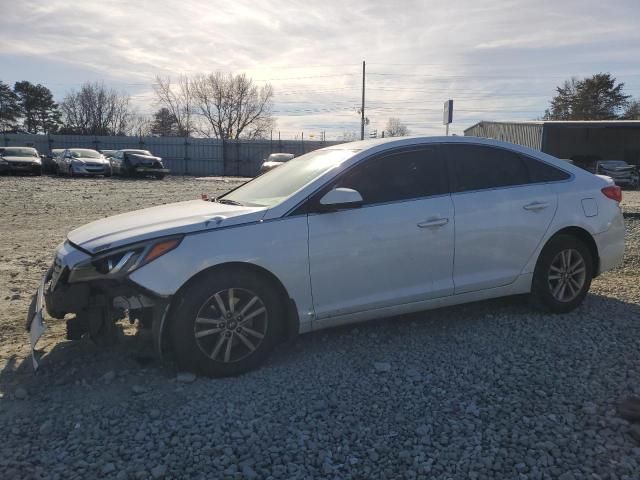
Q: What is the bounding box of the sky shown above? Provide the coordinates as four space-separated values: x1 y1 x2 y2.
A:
1 0 640 140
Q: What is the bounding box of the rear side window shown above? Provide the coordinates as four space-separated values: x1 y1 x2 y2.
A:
447 144 528 192
335 147 448 205
521 156 571 182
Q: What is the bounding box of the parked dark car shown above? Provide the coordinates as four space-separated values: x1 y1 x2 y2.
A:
0 147 42 175
259 153 295 173
41 149 63 174
109 149 169 179
100 149 117 159
596 160 638 189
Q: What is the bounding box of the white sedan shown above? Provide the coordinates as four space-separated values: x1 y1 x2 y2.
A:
27 136 625 376
56 148 111 177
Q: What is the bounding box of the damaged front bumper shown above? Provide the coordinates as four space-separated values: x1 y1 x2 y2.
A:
25 268 51 370
25 241 172 370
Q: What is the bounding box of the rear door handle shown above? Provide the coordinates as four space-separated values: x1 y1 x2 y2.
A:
523 201 549 211
417 217 449 228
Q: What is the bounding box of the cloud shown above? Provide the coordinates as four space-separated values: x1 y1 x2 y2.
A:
1 0 639 138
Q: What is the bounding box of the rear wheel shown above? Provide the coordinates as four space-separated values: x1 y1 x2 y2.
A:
170 270 284 377
530 234 593 313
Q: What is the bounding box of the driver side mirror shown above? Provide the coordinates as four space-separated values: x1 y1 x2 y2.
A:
318 187 363 211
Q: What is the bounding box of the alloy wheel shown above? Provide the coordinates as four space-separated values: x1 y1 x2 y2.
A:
193 288 268 363
547 248 587 302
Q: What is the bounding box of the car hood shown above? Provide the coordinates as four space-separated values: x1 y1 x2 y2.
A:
67 200 267 254
1 156 40 162
72 156 109 163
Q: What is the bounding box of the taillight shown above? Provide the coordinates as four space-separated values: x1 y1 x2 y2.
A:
601 185 622 203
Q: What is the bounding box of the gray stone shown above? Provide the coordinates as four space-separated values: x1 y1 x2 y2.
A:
39 419 53 435
101 463 116 476
176 372 196 383
14 387 27 400
131 385 145 394
374 362 391 373
150 464 166 479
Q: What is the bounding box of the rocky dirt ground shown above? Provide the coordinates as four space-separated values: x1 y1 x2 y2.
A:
1 175 640 480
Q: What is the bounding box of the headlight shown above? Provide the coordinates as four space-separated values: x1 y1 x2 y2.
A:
68 237 182 283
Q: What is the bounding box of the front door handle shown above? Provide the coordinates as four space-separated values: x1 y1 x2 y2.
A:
417 217 449 228
523 201 549 211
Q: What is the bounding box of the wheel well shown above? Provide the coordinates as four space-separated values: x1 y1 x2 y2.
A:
162 262 299 352
547 227 600 277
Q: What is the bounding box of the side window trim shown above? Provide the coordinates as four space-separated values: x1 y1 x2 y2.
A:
288 145 450 216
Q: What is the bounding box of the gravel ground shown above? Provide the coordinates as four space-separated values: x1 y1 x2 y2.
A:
1 176 640 480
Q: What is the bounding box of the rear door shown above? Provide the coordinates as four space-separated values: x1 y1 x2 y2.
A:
445 144 561 294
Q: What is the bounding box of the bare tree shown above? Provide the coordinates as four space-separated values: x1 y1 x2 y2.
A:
384 117 410 137
153 75 194 136
59 82 131 135
191 72 275 140
126 112 153 137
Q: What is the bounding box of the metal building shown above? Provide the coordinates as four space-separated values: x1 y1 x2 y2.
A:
464 121 640 167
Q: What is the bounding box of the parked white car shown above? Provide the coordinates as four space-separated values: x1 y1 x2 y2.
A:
56 148 112 177
27 136 625 376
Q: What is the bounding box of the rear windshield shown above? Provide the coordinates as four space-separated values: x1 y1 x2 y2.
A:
1 147 38 157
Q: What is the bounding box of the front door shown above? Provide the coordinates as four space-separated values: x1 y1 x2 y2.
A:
306 146 455 320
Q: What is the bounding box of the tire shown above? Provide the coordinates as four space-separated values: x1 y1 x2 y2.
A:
170 269 284 377
33 167 42 176
530 234 593 313
154 173 165 180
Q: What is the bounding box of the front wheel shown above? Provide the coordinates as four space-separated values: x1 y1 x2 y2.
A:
530 234 593 313
170 270 284 377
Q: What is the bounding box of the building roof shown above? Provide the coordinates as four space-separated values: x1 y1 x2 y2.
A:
465 120 640 133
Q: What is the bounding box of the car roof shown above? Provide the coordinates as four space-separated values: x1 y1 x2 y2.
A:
326 135 526 151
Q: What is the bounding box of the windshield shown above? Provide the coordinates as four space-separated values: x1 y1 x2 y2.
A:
267 153 294 162
222 148 358 207
2 147 38 158
124 150 152 156
71 149 102 159
600 160 629 167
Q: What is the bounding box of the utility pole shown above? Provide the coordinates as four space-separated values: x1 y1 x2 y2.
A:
361 60 365 140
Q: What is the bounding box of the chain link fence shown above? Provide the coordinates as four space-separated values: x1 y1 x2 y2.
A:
1 133 344 176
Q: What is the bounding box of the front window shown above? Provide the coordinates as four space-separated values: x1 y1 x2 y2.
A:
2 147 38 158
71 149 102 159
222 148 358 207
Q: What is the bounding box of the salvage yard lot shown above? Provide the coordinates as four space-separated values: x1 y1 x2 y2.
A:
1 175 640 479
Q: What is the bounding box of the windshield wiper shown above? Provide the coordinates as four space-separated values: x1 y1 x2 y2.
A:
216 198 244 206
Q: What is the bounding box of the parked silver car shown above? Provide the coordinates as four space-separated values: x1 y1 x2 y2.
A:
0 147 42 175
56 148 112 177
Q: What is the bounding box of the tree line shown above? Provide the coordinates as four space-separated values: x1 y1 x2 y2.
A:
0 73 278 139
1 72 637 138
